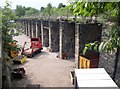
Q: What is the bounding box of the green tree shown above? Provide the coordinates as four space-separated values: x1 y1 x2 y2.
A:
46 3 52 16
69 1 119 21
57 5 73 19
1 1 20 88
58 3 66 9
15 5 26 17
69 1 120 52
40 3 53 17
25 8 39 16
40 7 45 12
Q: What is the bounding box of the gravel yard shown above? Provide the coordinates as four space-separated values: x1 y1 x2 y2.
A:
12 34 75 87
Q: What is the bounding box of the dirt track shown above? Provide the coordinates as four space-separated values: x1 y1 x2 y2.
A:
12 34 75 87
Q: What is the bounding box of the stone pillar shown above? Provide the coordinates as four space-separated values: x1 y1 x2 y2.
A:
28 19 32 38
24 19 27 35
38 20 42 40
49 21 59 52
31 19 36 37
75 23 102 68
59 21 75 59
75 23 80 68
35 19 38 37
41 20 44 46
31 19 34 37
21 19 23 30
33 19 36 37
20 19 23 30
26 19 29 36
22 19 25 34
25 19 28 35
36 19 41 38
27 19 30 37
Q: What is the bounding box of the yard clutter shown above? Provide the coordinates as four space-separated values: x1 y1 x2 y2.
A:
8 42 27 81
70 70 75 85
13 55 27 64
8 42 27 64
79 51 99 68
9 42 19 59
11 68 26 79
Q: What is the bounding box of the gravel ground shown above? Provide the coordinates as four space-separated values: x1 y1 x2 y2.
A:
12 34 75 87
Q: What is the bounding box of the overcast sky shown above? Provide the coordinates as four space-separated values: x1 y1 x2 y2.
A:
0 0 69 10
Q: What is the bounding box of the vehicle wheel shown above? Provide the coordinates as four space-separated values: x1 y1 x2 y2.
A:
29 54 33 58
32 53 35 57
38 49 41 53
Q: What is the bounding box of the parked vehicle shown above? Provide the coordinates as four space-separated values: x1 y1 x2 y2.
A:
21 38 43 58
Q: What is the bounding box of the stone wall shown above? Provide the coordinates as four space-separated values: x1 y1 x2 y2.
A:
43 20 49 27
59 21 75 59
41 20 49 47
26 20 29 36
25 19 27 35
99 23 120 87
28 19 32 38
99 23 116 77
99 52 116 77
24 19 26 35
114 48 120 87
22 19 26 34
36 20 41 39
41 20 44 46
75 23 102 68
43 28 49 47
49 21 59 52
31 19 36 37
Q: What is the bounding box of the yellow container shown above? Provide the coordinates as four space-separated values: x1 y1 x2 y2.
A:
20 56 27 64
9 42 19 58
79 55 99 69
10 51 19 58
13 55 27 64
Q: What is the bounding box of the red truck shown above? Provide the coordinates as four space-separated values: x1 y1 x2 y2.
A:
22 38 43 58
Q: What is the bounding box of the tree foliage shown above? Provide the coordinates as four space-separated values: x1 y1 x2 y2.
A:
58 3 66 9
25 8 39 16
83 26 120 54
1 1 20 55
69 1 119 17
15 5 39 17
14 2 73 19
68 1 120 53
15 5 26 17
39 3 73 19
